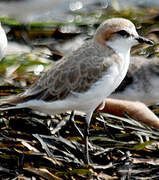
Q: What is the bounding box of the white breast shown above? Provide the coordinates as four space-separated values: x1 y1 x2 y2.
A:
113 52 130 89
106 38 131 91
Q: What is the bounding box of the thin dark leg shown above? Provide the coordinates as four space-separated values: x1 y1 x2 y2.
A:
69 110 84 139
84 111 93 164
84 122 90 164
69 110 75 121
70 110 93 164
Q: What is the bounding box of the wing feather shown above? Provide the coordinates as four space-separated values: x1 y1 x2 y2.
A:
0 40 119 107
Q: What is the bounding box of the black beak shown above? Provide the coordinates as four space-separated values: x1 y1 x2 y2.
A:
135 36 154 45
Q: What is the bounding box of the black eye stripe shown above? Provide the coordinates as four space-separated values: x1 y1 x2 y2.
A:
117 30 130 37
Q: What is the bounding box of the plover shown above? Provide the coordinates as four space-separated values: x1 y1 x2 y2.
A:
0 23 7 60
0 18 153 163
110 56 159 105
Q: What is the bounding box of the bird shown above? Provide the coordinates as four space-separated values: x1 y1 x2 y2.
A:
0 18 153 164
0 23 7 60
110 56 159 106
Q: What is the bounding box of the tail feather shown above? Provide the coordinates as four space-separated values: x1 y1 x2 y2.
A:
0 88 48 111
0 95 27 110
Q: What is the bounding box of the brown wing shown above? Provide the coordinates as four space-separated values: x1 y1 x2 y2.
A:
16 41 118 103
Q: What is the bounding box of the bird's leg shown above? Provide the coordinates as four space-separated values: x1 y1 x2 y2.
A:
84 111 93 164
84 122 89 164
69 110 93 164
69 110 84 139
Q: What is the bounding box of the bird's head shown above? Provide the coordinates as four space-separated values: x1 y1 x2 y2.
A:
94 18 153 53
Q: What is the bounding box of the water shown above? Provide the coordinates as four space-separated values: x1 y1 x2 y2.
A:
0 0 159 23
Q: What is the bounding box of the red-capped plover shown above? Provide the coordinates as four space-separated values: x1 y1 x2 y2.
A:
0 18 153 164
110 56 159 105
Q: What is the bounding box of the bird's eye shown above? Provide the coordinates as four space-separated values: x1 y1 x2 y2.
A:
117 30 130 37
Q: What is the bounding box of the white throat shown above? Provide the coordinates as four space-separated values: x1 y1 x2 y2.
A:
106 38 131 59
106 38 131 90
